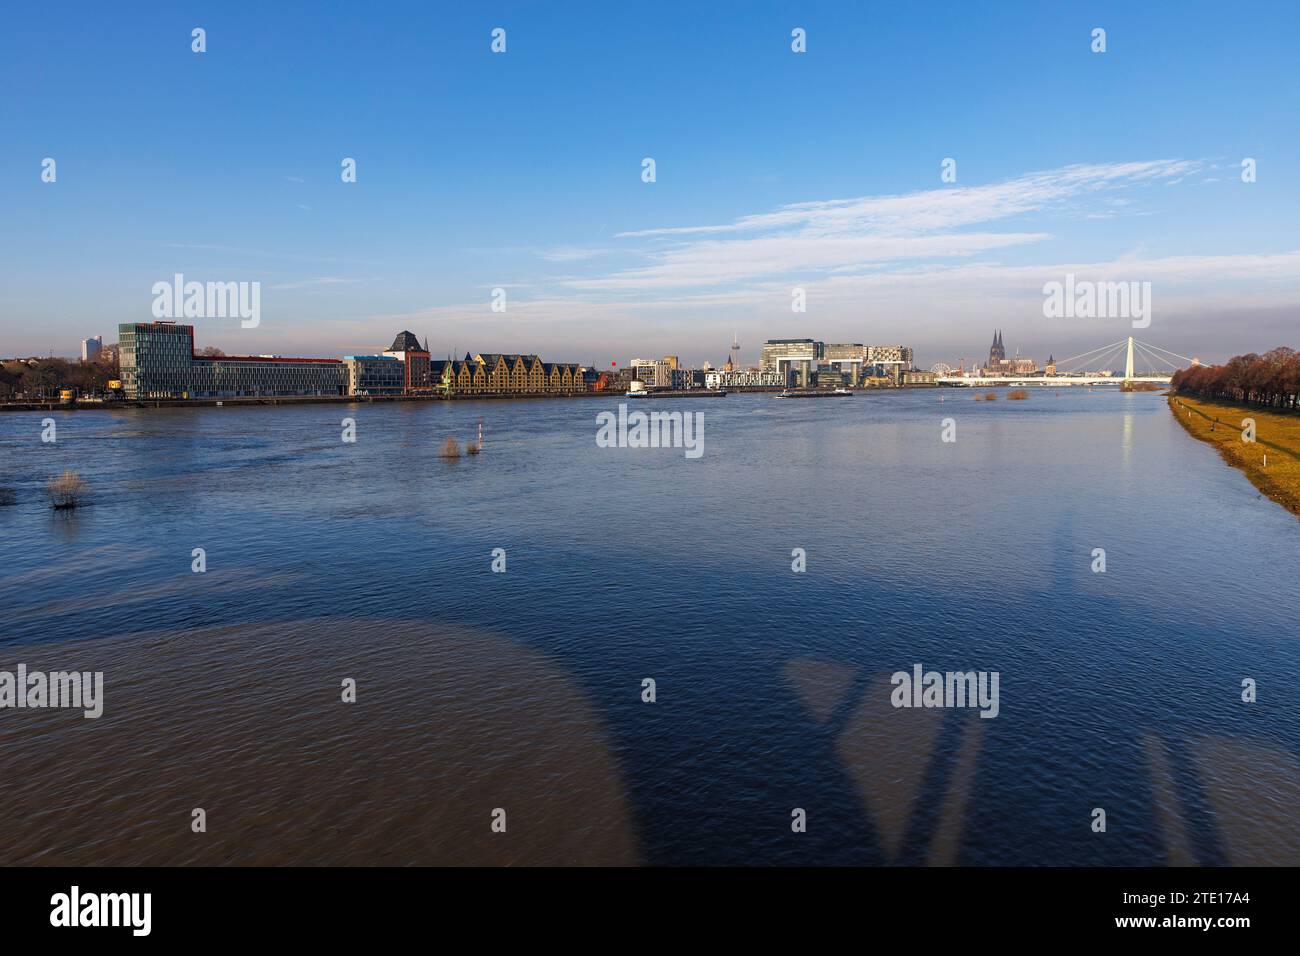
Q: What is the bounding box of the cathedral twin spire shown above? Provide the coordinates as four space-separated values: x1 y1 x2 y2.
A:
988 330 1006 366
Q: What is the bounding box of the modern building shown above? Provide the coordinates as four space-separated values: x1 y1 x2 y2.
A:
342 355 405 395
705 369 784 389
902 369 937 386
760 339 823 387
81 336 102 362
824 343 864 380
865 345 914 383
672 368 704 389
118 322 345 399
629 358 674 388
815 364 846 388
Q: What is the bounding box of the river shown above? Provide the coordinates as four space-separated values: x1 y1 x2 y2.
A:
1 389 1296 865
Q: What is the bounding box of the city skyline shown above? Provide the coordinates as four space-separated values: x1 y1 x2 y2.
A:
4 2 1299 365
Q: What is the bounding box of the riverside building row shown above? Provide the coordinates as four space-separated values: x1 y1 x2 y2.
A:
117 323 591 399
758 339 920 387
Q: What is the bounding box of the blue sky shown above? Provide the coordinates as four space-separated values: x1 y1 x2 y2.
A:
2 1 1298 367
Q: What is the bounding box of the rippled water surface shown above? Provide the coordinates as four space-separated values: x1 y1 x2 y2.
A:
1 390 1297 865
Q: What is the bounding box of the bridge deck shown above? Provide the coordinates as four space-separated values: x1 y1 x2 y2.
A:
936 376 1172 386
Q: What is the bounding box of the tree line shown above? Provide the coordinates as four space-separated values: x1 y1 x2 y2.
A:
1171 347 1300 409
0 351 120 400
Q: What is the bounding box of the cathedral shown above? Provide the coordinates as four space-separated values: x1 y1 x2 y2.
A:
983 330 1039 376
988 330 1006 367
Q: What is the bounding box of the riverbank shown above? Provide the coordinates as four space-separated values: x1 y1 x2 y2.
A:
1169 395 1300 519
0 389 728 412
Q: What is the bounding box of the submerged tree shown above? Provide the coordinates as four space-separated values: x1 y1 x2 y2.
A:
46 470 87 510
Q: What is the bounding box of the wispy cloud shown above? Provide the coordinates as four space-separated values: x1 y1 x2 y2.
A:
535 246 616 263
617 160 1198 240
266 277 369 291
560 160 1202 292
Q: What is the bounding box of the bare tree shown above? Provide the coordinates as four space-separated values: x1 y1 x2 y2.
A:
46 470 87 510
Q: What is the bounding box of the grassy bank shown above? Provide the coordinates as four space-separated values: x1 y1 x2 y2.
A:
1169 395 1300 519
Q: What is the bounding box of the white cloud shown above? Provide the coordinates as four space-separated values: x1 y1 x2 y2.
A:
575 160 1201 292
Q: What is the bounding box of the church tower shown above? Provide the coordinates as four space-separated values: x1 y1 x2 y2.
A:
988 330 1006 368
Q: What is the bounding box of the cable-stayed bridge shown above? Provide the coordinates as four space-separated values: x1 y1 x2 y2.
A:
934 336 1191 386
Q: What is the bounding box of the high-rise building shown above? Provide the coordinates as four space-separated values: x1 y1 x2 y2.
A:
760 339 823 386
866 345 913 366
824 343 864 380
81 336 102 362
865 345 913 383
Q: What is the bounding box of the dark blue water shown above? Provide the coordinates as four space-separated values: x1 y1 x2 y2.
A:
1 389 1297 865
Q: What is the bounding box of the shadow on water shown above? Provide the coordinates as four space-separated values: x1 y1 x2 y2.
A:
2 393 1298 865
3 611 1295 865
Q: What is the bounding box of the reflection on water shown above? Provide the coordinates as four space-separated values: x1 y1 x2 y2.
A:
0 621 639 866
0 390 1298 865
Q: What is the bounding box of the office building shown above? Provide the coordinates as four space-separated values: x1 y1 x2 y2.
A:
866 345 914 383
824 343 864 380
342 355 405 395
118 322 345 399
672 368 704 389
705 369 784 389
760 339 823 387
629 358 674 388
81 336 103 363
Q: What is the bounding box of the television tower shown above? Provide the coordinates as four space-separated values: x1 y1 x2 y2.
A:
730 332 740 365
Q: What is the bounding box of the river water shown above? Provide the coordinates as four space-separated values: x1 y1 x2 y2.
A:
1 389 1297 865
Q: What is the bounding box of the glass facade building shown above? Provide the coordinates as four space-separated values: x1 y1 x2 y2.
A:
342 356 406 395
118 322 346 399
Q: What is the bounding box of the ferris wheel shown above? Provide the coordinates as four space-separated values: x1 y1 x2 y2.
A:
929 362 954 376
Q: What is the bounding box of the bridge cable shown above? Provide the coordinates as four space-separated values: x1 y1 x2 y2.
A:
1053 339 1131 370
1134 341 1180 373
1133 340 1195 365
